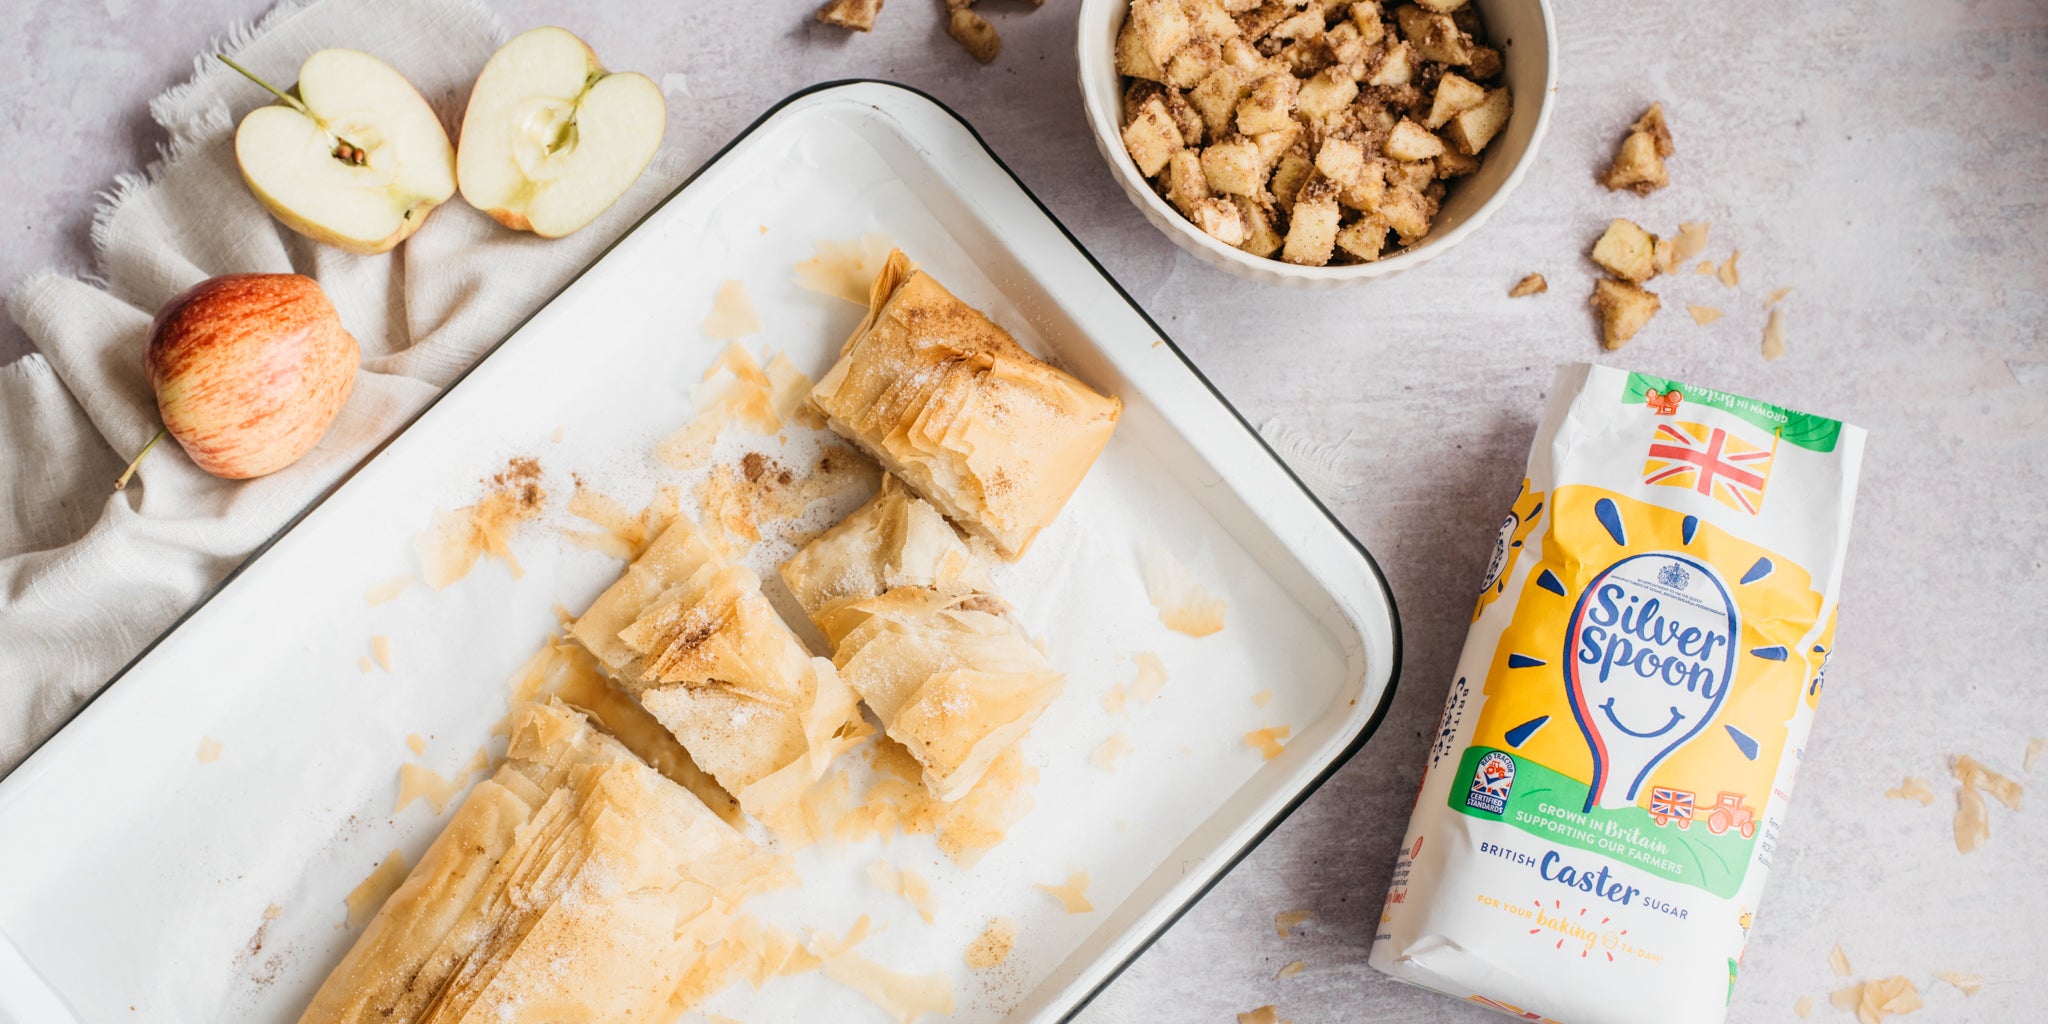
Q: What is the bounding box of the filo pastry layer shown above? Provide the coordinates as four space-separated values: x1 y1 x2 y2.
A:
569 511 862 831
782 479 1062 802
809 249 1120 560
297 700 787 1024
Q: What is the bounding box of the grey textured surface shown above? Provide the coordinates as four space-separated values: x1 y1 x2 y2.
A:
3 1 2044 1022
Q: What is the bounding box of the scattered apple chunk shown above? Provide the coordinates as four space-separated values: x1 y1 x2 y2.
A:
457 27 666 238
1604 102 1673 194
1591 278 1661 350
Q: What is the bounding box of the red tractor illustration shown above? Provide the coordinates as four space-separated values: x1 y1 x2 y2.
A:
1706 792 1757 838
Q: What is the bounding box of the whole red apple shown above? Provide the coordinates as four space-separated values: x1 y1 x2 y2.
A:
128 273 360 484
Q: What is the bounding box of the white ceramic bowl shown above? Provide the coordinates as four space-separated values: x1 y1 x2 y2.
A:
1077 0 1557 286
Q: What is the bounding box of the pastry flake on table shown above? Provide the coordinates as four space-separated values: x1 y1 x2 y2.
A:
809 249 1121 560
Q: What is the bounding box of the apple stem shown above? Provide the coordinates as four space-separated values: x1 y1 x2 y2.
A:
114 428 168 492
216 53 371 167
215 53 311 117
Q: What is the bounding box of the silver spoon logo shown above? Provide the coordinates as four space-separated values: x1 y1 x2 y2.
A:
1563 552 1738 812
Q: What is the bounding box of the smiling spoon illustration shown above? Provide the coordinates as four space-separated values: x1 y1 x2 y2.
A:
1563 548 1739 812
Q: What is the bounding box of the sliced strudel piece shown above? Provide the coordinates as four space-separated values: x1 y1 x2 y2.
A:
297 700 787 1024
570 511 860 825
782 483 1062 802
809 249 1121 560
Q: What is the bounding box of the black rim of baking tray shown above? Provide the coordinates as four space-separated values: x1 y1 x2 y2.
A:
2 78 1405 1018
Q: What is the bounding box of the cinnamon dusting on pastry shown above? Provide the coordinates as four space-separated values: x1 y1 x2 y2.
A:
417 456 547 588
342 849 408 929
965 917 1017 969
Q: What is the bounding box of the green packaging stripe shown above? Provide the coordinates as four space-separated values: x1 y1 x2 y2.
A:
1623 372 1843 452
1447 746 1755 899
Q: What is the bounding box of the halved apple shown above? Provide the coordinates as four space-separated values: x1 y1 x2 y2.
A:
456 27 666 238
228 50 457 255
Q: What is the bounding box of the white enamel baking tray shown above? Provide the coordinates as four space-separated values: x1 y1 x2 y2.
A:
0 82 1399 1024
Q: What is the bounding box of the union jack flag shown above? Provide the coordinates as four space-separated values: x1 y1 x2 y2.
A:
1649 786 1695 827
1643 421 1775 514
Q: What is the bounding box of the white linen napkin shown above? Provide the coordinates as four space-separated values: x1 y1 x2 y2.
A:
0 0 692 772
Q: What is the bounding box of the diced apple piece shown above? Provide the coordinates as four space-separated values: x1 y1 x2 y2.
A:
1339 161 1387 212
816 0 883 31
1435 147 1480 177
1414 0 1467 10
1224 0 1263 11
1368 41 1414 85
1117 19 1168 81
1191 196 1250 245
947 9 1002 63
1271 151 1315 210
1268 1 1327 41
1234 1 1291 40
1444 86 1510 154
1336 216 1391 261
1591 278 1661 349
1235 195 1284 256
1464 44 1502 79
1603 106 1673 194
1385 156 1434 189
1295 68 1360 123
1282 178 1341 265
1166 39 1224 88
1223 36 1269 75
1251 124 1301 166
1631 102 1675 156
1425 72 1486 128
1385 118 1447 161
1121 96 1184 176
1129 0 1194 64
1201 137 1266 195
1181 0 1242 41
1163 150 1210 216
1590 219 1658 283
1163 88 1205 144
1314 137 1367 186
1325 21 1367 65
1395 6 1473 64
1350 1 1387 43
1379 183 1434 243
1189 66 1252 138
456 28 666 239
1236 73 1301 134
